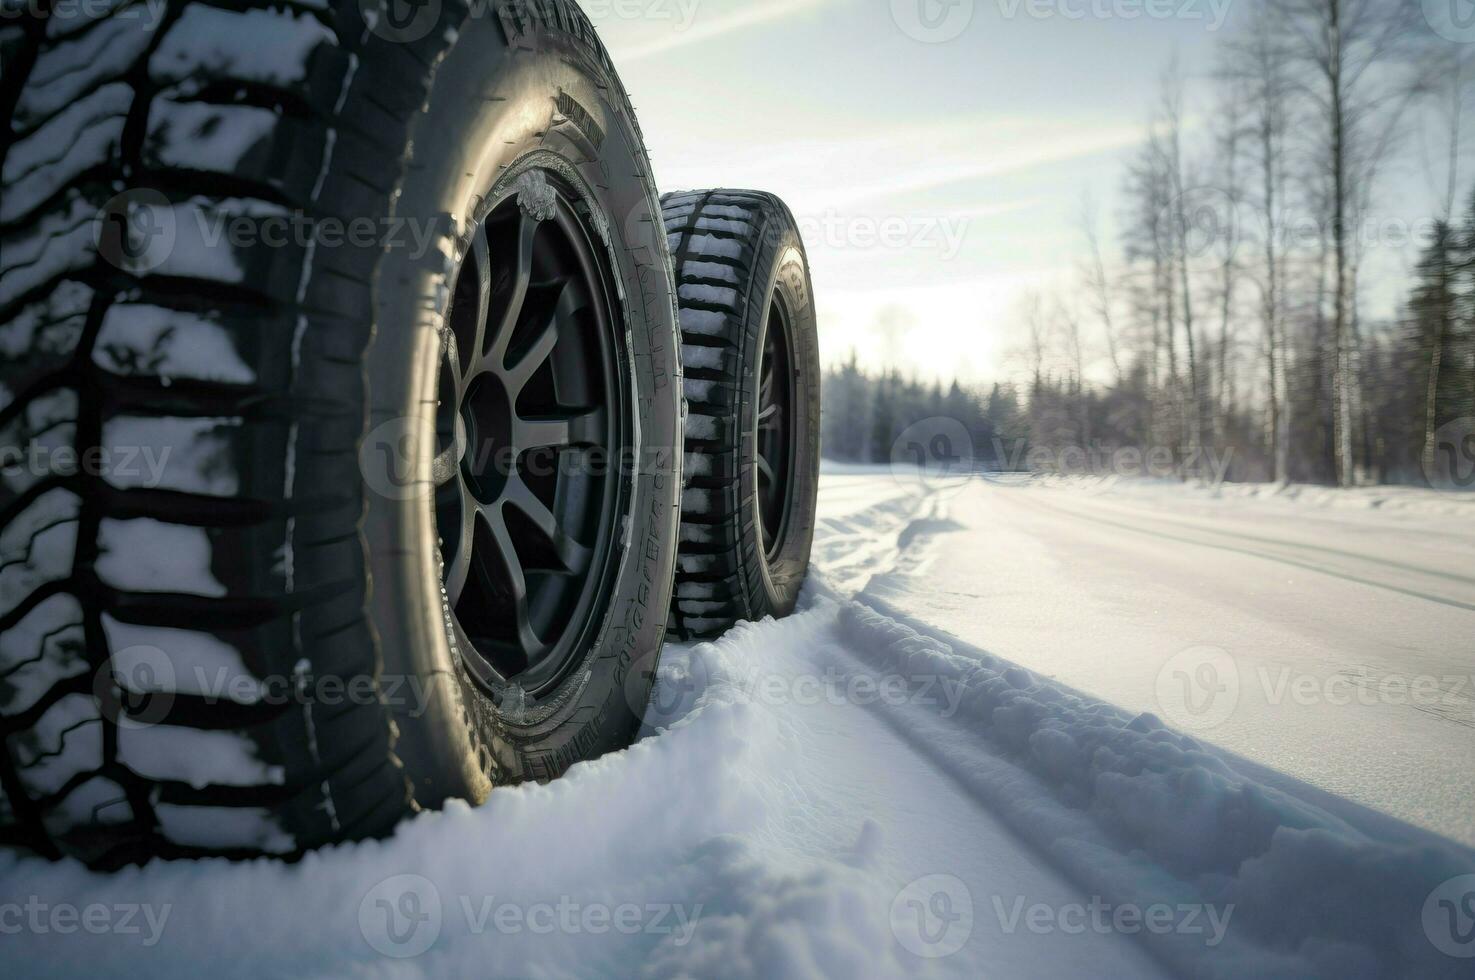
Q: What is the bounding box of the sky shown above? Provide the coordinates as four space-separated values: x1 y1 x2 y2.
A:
588 0 1460 387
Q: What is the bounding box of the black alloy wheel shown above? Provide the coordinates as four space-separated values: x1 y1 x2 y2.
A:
756 298 798 561
433 175 630 698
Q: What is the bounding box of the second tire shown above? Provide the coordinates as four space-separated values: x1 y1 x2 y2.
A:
663 190 821 640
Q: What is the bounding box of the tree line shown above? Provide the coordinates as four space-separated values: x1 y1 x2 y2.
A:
823 0 1475 489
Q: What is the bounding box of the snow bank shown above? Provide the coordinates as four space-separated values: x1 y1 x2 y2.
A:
1 607 919 979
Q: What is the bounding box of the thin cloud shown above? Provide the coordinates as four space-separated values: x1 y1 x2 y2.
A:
617 0 836 63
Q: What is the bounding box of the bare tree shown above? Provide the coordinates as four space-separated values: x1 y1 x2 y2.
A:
1078 189 1124 386
1056 296 1091 447
1269 0 1411 485
1160 58 1204 473
1208 74 1249 441
1123 130 1181 454
1225 13 1295 483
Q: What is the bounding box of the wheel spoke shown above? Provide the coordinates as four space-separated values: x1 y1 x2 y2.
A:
465 228 493 372
481 502 545 663
442 480 474 606
514 406 607 450
505 475 592 573
486 213 539 362
505 279 584 391
506 313 561 392
755 452 776 485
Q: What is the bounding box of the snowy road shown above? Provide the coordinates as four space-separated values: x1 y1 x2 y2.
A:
850 473 1475 848
5 472 1474 978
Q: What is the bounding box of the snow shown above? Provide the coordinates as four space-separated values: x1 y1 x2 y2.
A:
0 282 92 369
678 283 739 308
145 98 281 174
681 260 741 284
0 197 98 309
148 7 334 89
871 473 1475 847
10 693 102 797
102 616 266 705
14 15 154 132
100 416 242 496
116 724 284 791
0 595 88 716
0 488 79 618
2 83 131 223
96 519 227 597
4 473 1472 977
93 305 256 386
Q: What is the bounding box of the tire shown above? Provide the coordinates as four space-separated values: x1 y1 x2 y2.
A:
663 190 821 640
0 0 681 868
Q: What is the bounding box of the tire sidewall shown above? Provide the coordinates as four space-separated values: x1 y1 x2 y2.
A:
362 10 680 803
744 219 821 618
